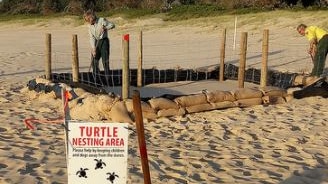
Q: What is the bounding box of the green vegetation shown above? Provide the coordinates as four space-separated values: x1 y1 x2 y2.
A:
164 5 276 21
165 5 225 20
0 0 327 16
99 8 160 19
0 1 327 26
0 13 80 25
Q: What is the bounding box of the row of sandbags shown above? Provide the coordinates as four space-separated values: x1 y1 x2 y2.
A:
68 87 288 123
28 77 289 123
128 87 287 120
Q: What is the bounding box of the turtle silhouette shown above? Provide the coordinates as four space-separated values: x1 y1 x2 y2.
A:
94 159 106 169
76 168 89 178
106 172 119 184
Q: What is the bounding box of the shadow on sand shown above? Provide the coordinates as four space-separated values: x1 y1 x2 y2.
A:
280 164 328 184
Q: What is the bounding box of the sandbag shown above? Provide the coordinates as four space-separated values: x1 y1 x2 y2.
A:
148 97 179 110
35 77 52 84
259 87 287 97
128 110 158 121
72 87 87 97
70 105 102 121
125 99 156 113
68 92 95 110
174 94 207 107
211 101 236 110
96 95 120 113
157 108 186 117
293 75 319 86
186 103 216 113
262 96 286 105
69 95 103 121
233 88 263 100
234 98 263 107
293 75 304 86
107 101 133 123
303 76 320 86
206 90 235 103
142 111 159 120
124 99 134 112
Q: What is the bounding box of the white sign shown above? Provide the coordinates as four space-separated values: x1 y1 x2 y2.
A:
67 121 128 184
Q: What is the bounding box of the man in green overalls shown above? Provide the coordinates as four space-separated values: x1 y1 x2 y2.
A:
297 24 328 77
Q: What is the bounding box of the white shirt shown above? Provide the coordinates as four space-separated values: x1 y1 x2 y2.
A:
88 17 115 49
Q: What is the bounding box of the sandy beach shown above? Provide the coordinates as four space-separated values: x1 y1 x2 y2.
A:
1 10 328 184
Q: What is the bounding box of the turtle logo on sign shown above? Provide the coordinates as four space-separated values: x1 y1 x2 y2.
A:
94 159 106 169
76 168 89 178
107 172 119 184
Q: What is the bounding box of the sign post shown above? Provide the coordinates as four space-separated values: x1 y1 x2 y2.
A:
133 90 151 184
67 121 129 184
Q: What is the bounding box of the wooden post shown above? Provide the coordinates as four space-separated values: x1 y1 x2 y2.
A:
260 29 269 88
45 33 51 80
72 34 79 83
233 16 237 50
137 30 143 87
220 28 226 81
122 34 130 100
132 90 151 184
238 32 247 88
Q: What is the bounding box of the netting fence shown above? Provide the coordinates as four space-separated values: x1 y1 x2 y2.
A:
25 27 314 94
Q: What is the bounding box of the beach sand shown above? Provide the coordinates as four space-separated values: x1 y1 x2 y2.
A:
1 11 328 184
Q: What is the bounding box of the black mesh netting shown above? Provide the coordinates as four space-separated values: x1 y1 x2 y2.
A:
32 64 307 94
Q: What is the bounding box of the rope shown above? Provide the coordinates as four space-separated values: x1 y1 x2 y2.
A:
24 90 70 130
24 117 64 130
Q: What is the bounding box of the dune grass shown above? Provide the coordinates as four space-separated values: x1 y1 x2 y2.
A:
0 7 327 30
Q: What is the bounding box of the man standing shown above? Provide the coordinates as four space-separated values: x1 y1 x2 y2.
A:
84 10 115 78
297 24 328 77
